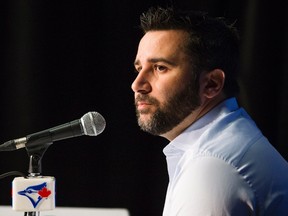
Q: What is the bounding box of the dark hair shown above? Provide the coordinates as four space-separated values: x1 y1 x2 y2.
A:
140 7 240 97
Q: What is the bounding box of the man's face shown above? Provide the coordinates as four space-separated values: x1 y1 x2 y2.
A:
131 30 201 136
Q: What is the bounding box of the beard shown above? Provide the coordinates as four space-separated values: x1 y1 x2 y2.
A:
135 80 200 136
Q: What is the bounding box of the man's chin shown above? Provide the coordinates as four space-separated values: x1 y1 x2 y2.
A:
137 112 152 123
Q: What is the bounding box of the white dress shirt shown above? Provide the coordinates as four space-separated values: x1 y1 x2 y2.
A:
162 97 288 215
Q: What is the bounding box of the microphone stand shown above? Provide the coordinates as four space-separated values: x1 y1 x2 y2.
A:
24 142 52 216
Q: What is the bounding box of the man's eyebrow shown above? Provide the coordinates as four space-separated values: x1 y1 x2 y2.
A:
134 58 177 66
134 59 140 66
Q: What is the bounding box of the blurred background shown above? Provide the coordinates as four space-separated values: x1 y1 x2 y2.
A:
1 0 288 215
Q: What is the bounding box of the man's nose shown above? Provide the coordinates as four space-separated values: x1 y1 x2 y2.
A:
131 71 152 94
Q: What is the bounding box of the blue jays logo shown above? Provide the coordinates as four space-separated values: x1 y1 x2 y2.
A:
18 182 52 208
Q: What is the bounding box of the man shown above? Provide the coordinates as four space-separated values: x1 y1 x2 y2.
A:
131 6 288 215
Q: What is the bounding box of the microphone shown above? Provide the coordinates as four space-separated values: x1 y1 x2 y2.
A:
0 112 106 151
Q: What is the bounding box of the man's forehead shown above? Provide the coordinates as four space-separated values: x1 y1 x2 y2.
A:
140 30 188 45
136 30 188 62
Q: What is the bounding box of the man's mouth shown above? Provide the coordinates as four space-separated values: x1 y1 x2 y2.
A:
136 101 152 110
135 94 159 113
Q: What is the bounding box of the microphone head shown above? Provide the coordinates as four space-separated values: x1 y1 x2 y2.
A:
81 112 106 136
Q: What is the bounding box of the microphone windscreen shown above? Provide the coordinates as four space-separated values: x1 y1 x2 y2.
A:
81 112 106 136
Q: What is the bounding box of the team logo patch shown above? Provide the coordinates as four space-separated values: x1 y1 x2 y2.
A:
17 182 52 208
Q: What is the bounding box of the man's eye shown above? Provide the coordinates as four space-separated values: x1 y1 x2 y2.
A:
154 65 167 72
135 67 142 73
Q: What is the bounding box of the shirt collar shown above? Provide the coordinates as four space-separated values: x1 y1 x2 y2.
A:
163 97 239 155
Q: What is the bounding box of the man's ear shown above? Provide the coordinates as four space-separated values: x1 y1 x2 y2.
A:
202 69 225 99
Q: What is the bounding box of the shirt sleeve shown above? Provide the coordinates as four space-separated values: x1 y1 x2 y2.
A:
164 156 256 216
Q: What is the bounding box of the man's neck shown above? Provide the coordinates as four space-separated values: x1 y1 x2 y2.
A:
161 95 226 141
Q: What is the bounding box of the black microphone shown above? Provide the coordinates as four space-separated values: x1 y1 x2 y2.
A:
0 112 106 151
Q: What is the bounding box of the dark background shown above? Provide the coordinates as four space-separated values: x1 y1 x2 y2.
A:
1 0 288 216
